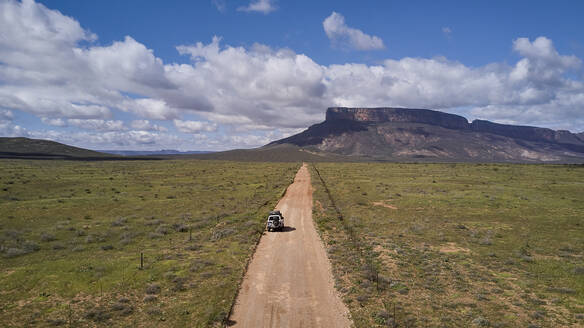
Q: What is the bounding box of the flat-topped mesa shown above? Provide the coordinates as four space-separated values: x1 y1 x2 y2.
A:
324 107 584 146
268 106 584 161
326 107 470 130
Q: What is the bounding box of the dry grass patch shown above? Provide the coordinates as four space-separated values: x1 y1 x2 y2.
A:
0 159 299 327
310 162 584 327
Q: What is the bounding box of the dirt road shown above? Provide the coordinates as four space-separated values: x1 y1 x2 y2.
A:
228 164 352 328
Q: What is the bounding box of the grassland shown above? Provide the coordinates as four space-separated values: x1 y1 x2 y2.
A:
0 159 298 327
310 163 584 327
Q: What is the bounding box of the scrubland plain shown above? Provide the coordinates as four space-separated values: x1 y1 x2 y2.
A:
2 159 583 328
310 163 584 327
0 160 298 327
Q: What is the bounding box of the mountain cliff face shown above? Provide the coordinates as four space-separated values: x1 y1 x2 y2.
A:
326 107 470 130
270 107 584 162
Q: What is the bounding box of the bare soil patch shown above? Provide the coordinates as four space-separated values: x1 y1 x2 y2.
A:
371 200 398 209
436 242 470 254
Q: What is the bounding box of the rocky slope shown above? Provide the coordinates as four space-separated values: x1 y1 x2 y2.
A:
270 107 584 162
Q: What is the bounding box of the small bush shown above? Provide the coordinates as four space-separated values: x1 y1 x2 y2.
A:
155 225 170 235
145 306 162 316
172 277 188 292
46 318 66 326
148 232 163 239
40 232 56 242
185 244 201 251
479 237 492 246
120 237 132 245
190 259 213 272
547 287 576 294
211 228 235 241
4 240 41 258
111 217 127 227
172 223 188 232
143 295 158 302
84 307 111 322
52 243 65 250
376 310 390 321
356 294 369 303
163 272 177 280
118 297 130 303
110 302 133 315
4 229 23 240
472 316 490 327
200 272 213 279
119 232 134 245
145 283 161 295
144 219 162 226
4 247 27 258
22 241 40 252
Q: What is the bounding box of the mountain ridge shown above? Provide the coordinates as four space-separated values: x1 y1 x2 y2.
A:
270 107 584 163
325 107 583 145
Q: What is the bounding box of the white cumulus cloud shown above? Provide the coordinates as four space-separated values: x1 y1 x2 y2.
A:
130 120 167 132
237 0 276 14
67 119 125 131
211 0 226 12
323 12 385 51
0 109 13 120
174 36 327 128
41 117 67 127
0 120 28 137
173 119 217 133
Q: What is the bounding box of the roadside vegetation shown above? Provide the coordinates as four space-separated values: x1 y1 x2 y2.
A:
310 163 584 327
0 159 298 327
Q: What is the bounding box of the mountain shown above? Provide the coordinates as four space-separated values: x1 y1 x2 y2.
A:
269 107 584 163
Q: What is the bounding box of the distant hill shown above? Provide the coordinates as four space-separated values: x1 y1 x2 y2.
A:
268 107 584 163
99 149 212 156
0 137 162 160
0 137 114 159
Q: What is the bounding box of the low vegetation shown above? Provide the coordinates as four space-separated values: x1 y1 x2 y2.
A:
310 163 584 327
0 159 298 327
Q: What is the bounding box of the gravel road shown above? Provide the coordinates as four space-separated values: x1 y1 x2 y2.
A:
228 164 352 328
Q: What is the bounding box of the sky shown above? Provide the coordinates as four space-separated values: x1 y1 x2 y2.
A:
0 0 583 151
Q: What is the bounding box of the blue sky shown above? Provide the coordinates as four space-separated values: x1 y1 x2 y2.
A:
1 0 583 150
